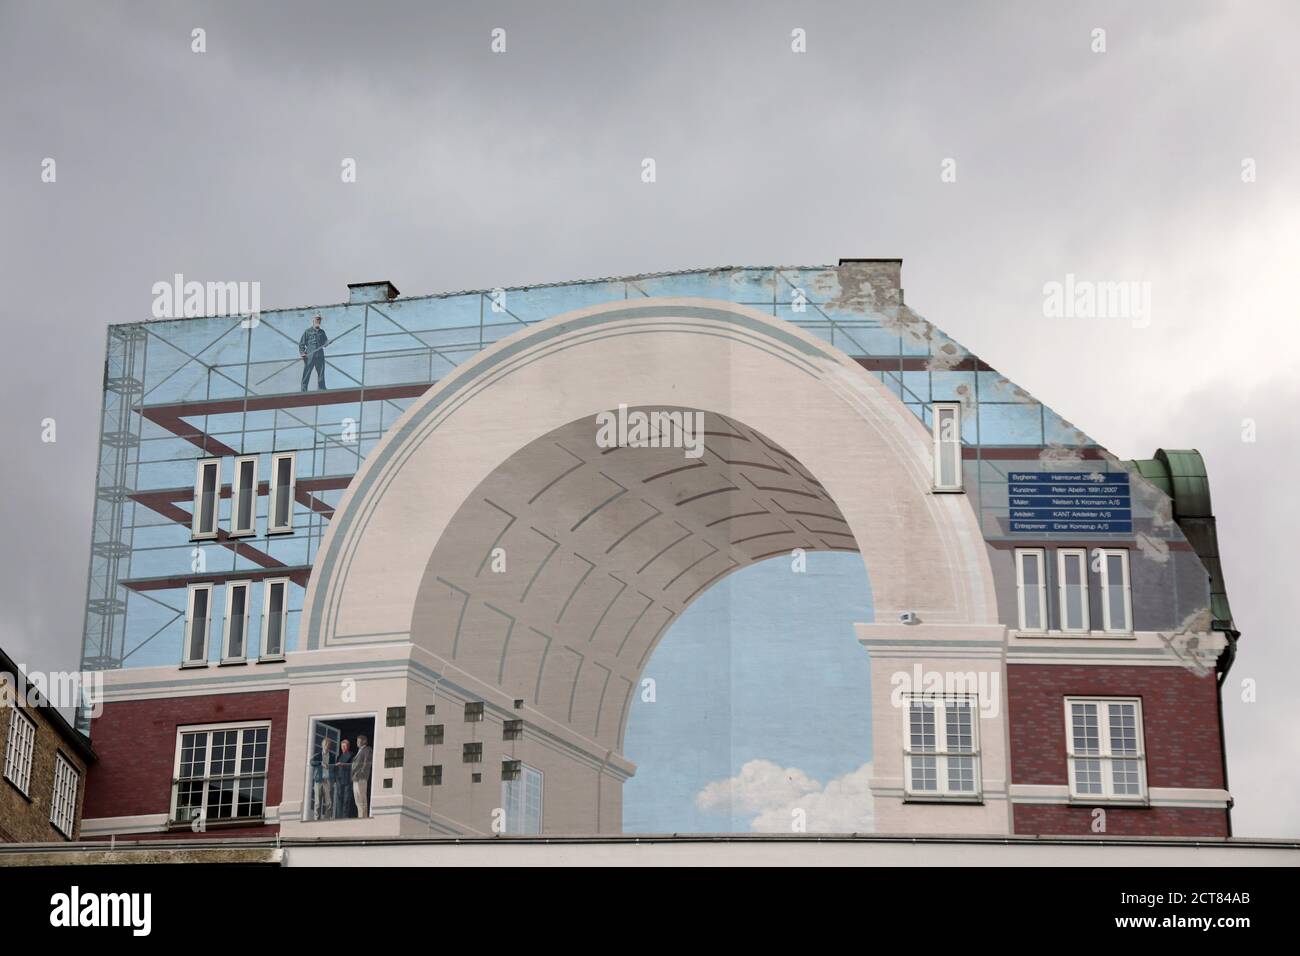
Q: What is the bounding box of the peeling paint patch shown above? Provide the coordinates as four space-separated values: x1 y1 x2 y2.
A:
1135 531 1171 565
1037 445 1085 465
1156 607 1221 677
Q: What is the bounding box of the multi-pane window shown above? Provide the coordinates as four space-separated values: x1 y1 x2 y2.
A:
903 694 981 799
172 723 270 825
1057 549 1090 632
268 452 296 534
183 583 213 666
463 742 483 763
1098 549 1133 633
230 456 258 536
501 762 543 834
49 753 79 838
191 459 221 539
931 403 963 491
1065 698 1146 800
464 701 484 721
222 581 251 663
3 709 36 795
260 578 288 661
1015 548 1047 632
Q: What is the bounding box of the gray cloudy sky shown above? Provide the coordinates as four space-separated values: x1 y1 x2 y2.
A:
1 1 1297 836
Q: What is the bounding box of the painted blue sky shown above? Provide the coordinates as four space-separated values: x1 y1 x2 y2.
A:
622 551 873 833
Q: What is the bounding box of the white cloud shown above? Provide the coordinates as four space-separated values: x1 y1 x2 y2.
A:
695 759 875 833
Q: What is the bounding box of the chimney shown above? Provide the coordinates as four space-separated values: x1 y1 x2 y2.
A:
837 258 904 307
347 280 401 305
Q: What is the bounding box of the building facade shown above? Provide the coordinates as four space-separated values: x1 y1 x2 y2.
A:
78 260 1238 839
1 647 96 842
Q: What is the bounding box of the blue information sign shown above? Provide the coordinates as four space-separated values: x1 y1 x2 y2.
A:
1007 471 1132 534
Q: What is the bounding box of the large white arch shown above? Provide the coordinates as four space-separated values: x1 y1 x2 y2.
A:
286 297 1004 835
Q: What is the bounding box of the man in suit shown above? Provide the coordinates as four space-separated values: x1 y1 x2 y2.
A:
333 738 354 819
351 734 373 818
311 736 334 820
299 314 329 392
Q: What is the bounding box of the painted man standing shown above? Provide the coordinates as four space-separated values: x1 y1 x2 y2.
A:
299 314 329 391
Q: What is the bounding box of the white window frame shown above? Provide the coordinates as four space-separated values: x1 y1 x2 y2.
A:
260 577 290 662
902 694 982 801
501 759 544 834
229 455 258 537
192 458 221 540
49 752 79 838
1097 548 1133 634
1056 548 1090 633
1064 697 1147 802
931 403 963 492
268 452 296 534
183 583 214 667
170 720 272 825
221 580 252 664
3 708 36 796
1014 548 1048 632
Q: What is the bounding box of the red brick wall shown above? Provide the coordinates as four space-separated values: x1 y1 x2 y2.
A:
83 691 288 827
1007 663 1228 837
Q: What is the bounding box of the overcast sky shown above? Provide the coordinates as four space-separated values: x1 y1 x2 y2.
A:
1 1 1296 837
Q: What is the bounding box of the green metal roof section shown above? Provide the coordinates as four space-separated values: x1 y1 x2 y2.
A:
1126 449 1239 650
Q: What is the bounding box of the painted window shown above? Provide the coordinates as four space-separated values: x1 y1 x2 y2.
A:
903 694 981 799
1057 548 1090 632
260 578 288 661
3 709 36 796
183 583 213 666
191 458 221 539
931 403 963 491
502 762 544 834
222 581 251 663
1015 548 1048 631
49 753 79 838
1065 698 1146 800
230 455 258 537
171 722 271 825
268 452 295 534
1098 549 1133 633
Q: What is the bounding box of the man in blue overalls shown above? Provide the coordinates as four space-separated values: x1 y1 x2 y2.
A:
299 314 329 391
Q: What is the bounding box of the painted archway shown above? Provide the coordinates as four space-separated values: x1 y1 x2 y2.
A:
294 298 1000 833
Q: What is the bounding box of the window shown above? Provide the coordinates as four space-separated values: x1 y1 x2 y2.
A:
1015 548 1047 632
230 455 258 537
502 719 523 741
931 402 963 491
384 748 404 769
464 701 484 721
501 759 522 781
50 753 79 838
425 724 444 746
1057 548 1090 632
3 709 36 795
501 762 543 834
1098 549 1133 633
423 765 442 786
191 458 221 539
1065 698 1146 800
183 583 214 666
386 707 406 727
171 722 270 825
260 578 289 661
463 742 483 763
903 694 981 800
268 452 296 534
221 581 251 663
